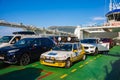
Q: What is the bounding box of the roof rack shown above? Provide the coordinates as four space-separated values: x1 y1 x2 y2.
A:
13 31 36 35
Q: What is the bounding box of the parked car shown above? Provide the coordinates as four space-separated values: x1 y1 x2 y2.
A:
0 31 37 48
0 37 55 65
113 37 120 46
40 42 86 68
100 38 115 48
80 38 110 55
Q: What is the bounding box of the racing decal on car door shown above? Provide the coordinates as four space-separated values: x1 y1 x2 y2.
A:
75 52 79 56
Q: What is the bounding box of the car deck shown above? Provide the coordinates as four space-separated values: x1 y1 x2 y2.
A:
0 46 120 80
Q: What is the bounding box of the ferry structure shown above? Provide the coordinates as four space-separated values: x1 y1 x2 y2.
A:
74 0 120 39
105 0 120 27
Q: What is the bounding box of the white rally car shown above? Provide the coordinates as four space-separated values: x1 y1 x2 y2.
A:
80 38 110 55
40 43 86 68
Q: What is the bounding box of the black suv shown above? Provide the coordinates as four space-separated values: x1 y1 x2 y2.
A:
0 37 55 65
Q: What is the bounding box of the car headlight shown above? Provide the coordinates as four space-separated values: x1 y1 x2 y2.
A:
8 49 19 53
50 57 55 60
40 55 46 59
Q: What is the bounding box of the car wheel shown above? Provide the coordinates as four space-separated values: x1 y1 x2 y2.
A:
93 48 98 55
19 53 30 66
65 59 72 68
82 55 86 60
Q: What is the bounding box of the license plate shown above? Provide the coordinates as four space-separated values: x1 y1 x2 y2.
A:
0 56 4 60
45 60 54 63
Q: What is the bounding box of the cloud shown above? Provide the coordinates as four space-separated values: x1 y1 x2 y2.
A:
93 17 105 21
82 22 97 26
81 17 105 27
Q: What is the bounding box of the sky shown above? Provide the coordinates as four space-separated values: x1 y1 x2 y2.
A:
0 0 110 36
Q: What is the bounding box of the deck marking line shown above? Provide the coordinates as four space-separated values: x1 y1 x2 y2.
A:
32 64 38 67
94 57 97 60
79 65 84 68
71 69 77 72
60 74 68 79
90 59 93 62
97 56 100 58
85 61 89 64
37 71 53 80
19 67 25 70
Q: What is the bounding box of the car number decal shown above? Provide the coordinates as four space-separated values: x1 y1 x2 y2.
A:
75 52 78 56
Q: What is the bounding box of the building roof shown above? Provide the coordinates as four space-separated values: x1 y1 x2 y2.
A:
106 9 120 16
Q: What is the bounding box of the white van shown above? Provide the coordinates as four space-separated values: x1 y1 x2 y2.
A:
0 31 37 48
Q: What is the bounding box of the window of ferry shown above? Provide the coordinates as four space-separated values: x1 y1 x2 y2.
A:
108 15 114 20
116 13 120 21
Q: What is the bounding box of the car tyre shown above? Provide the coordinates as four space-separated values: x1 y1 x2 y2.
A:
93 48 98 55
19 53 30 66
65 59 72 68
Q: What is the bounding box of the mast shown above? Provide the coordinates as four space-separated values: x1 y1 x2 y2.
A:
109 0 120 11
109 0 113 11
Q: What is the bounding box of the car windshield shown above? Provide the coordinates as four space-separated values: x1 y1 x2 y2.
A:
14 38 34 46
81 39 97 44
52 44 72 51
0 36 13 43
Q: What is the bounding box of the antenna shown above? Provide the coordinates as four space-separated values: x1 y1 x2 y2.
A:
109 0 113 11
110 0 120 10
116 0 120 9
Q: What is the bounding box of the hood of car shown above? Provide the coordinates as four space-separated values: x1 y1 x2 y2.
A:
42 50 71 57
81 43 96 47
0 45 25 52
